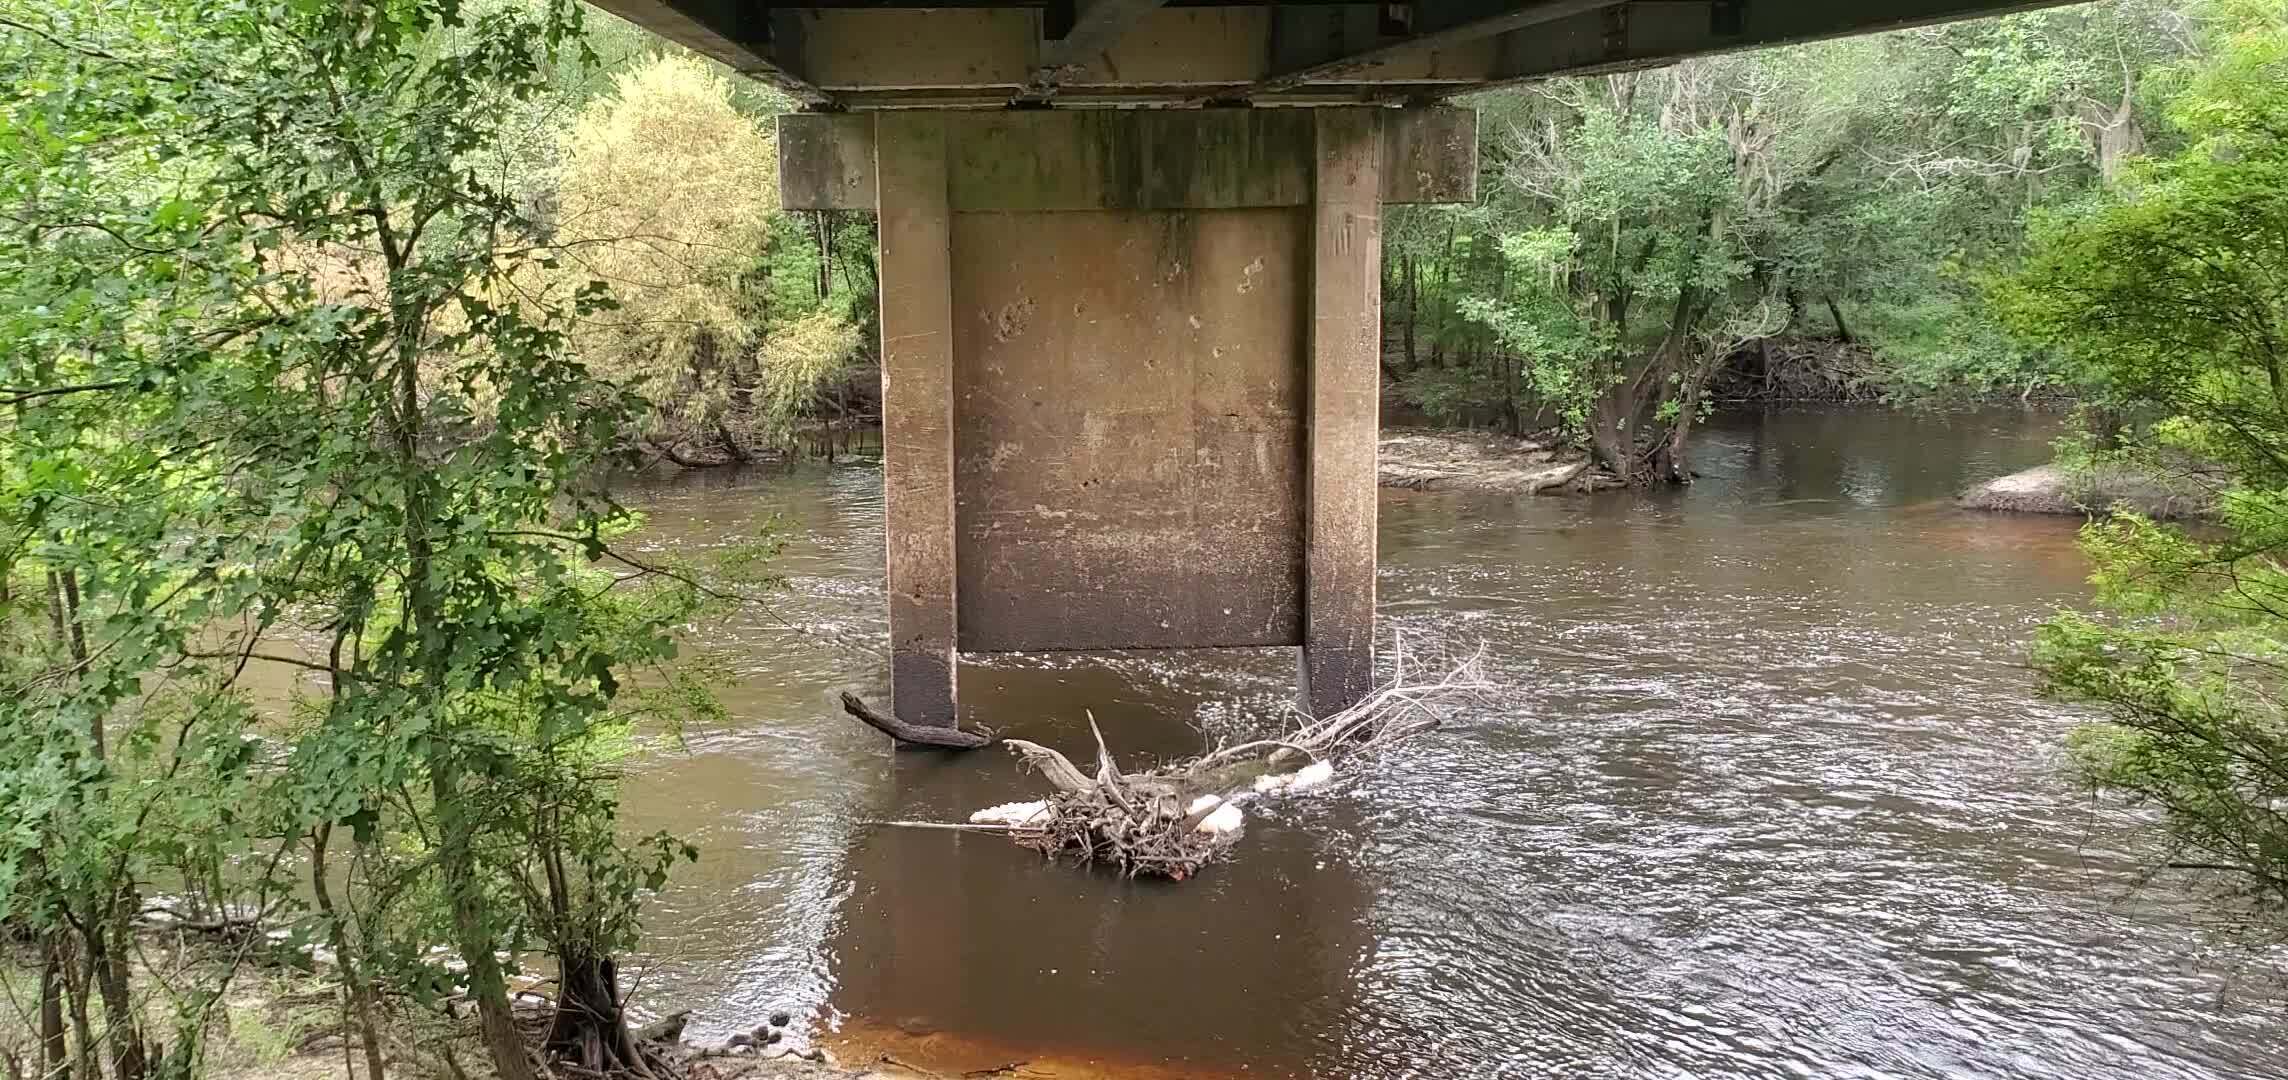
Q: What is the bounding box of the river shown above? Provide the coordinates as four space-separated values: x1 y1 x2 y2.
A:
613 407 2288 1080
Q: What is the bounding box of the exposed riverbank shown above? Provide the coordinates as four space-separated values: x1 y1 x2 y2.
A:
1377 429 1621 494
1960 460 2224 520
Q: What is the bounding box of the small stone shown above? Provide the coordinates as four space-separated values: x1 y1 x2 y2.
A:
769 1011 790 1028
763 1029 782 1045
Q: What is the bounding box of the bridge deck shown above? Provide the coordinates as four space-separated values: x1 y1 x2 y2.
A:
587 0 2081 111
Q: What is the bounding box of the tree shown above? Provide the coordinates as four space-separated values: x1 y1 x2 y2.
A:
2001 5 2288 907
2 3 747 1080
557 54 779 461
1382 2 2219 437
1456 61 1792 482
754 310 864 456
2 3 286 1074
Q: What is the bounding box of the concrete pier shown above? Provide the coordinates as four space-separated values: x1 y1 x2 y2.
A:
593 0 2081 730
782 108 1475 726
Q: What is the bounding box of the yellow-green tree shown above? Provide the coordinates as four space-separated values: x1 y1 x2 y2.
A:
558 54 777 458
757 310 865 455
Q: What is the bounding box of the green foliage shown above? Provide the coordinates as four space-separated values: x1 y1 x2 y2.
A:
1997 108 2288 484
1386 0 2230 448
0 1 770 1077
755 310 863 447
1419 63 1784 480
2008 5 2288 910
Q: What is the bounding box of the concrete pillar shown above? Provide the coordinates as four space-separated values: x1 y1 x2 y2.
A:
1300 109 1383 718
876 113 960 728
783 108 1469 728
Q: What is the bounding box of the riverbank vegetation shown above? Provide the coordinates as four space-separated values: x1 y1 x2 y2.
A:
1999 1 2288 908
1387 0 2223 481
1 2 776 1079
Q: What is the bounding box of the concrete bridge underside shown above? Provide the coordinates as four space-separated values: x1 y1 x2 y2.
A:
590 0 2079 729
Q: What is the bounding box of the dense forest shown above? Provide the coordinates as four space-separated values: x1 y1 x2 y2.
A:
3 1 2287 1080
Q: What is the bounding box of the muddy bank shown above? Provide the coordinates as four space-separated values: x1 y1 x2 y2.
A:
1378 429 1620 495
1960 461 2224 520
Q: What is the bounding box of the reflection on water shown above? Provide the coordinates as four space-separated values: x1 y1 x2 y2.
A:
615 409 2288 1079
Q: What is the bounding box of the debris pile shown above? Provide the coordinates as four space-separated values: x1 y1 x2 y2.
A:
967 646 1491 880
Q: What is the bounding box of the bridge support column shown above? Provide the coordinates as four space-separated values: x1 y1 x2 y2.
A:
876 114 960 729
781 107 1475 730
1301 110 1382 720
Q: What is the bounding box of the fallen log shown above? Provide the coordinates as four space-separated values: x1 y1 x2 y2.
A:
839 691 994 749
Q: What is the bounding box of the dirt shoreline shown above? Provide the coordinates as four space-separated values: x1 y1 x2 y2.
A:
1378 428 1619 495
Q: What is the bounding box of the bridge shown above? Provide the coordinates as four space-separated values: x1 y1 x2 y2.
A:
591 0 2078 730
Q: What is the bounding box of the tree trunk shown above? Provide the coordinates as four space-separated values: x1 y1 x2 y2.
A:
311 827 386 1080
66 952 96 1080
389 269 536 1080
1824 296 1854 345
1391 253 1409 368
89 915 144 1080
49 568 145 1080
544 951 656 1077
40 941 66 1077
432 763 537 1080
812 212 834 302
1587 388 1638 482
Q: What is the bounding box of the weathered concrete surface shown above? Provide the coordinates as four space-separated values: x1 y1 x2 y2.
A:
950 208 1307 652
876 113 960 728
777 112 874 212
1301 109 1382 719
778 109 1478 212
1378 430 1592 494
793 108 1478 724
1960 462 2225 521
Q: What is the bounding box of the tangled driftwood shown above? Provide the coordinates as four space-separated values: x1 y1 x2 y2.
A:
938 644 1493 880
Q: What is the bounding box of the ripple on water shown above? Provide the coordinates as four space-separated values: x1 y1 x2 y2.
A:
612 414 2288 1079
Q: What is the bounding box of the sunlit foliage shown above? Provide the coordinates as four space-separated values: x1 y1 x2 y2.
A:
557 54 779 453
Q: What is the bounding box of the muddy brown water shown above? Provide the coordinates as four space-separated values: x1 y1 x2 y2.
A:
614 408 2287 1080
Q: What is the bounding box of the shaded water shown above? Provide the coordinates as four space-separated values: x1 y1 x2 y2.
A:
616 408 2288 1080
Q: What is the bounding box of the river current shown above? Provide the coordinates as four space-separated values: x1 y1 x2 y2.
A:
614 408 2287 1080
